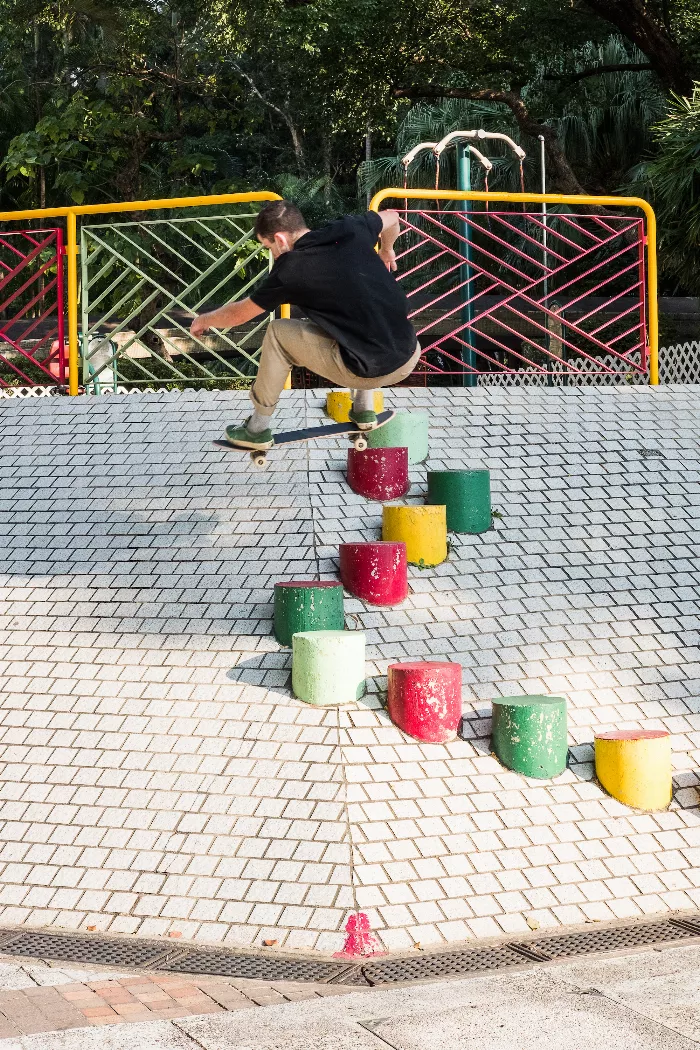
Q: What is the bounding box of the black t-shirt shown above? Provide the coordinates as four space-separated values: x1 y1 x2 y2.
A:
249 212 417 379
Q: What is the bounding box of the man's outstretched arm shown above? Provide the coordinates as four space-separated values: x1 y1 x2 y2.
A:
377 209 401 272
191 297 264 337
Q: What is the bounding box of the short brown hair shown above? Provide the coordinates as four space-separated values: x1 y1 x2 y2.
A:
254 200 307 240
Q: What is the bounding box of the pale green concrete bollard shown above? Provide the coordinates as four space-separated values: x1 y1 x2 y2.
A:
292 630 365 706
366 410 429 464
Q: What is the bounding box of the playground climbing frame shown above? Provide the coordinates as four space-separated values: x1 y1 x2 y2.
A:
0 192 280 394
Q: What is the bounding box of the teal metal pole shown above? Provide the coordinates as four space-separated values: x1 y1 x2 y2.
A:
540 135 554 387
457 146 478 387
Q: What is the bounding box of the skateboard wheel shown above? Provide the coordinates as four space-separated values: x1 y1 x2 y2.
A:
353 436 368 452
251 452 268 469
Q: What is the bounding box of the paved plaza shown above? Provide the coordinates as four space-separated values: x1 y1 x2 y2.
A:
0 386 698 953
0 952 350 1040
1 942 700 1048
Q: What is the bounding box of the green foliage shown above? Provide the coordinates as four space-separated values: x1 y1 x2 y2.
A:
360 38 666 198
0 0 699 295
269 173 346 225
629 87 700 294
4 93 161 203
0 0 247 207
536 38 666 191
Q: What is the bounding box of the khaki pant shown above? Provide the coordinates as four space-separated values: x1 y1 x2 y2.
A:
250 318 421 416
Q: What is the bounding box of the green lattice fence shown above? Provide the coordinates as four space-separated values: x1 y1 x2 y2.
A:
80 206 272 389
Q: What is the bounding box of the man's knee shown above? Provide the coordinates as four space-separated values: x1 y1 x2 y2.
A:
266 318 286 338
263 318 295 346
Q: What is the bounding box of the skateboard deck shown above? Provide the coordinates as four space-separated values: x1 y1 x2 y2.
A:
213 410 395 468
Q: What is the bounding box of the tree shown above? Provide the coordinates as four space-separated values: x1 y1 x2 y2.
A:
630 87 700 294
0 0 697 215
361 40 665 199
580 0 695 95
385 0 699 192
0 0 244 206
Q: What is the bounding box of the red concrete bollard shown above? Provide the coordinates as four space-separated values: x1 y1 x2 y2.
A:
346 447 409 501
387 661 462 742
339 541 408 606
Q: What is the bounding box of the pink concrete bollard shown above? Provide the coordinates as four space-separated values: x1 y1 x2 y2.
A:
339 541 408 606
387 661 462 743
346 447 409 501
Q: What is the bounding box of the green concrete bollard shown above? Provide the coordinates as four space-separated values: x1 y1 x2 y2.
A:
366 411 429 464
426 469 491 534
492 695 568 779
292 630 365 706
273 581 344 647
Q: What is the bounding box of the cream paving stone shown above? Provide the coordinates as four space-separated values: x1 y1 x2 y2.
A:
0 386 698 950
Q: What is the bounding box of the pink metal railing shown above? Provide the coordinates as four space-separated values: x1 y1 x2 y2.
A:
396 207 648 380
0 229 65 387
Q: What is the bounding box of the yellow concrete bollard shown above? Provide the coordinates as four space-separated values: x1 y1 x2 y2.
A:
382 505 447 566
595 729 672 811
326 390 384 423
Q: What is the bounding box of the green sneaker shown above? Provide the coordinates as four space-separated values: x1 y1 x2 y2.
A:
224 418 274 450
348 408 378 431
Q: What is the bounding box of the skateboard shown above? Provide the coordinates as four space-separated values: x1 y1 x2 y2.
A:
213 410 395 469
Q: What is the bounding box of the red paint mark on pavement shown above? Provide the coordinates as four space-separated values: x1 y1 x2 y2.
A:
333 912 385 959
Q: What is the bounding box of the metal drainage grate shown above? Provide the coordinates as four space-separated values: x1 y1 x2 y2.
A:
514 919 699 961
164 949 352 983
670 917 700 937
359 944 527 986
0 931 177 969
639 447 664 459
0 913 698 985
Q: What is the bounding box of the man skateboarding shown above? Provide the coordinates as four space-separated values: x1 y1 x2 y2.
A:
190 200 420 450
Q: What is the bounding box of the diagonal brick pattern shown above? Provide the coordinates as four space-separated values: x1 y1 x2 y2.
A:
0 958 352 1037
0 387 698 953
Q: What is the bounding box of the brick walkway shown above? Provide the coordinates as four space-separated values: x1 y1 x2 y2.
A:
0 958 351 1038
0 387 698 953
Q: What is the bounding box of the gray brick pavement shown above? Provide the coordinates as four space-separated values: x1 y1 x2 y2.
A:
0 386 698 951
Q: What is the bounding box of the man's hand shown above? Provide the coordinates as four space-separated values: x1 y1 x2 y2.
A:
190 314 212 337
379 247 397 273
190 298 264 337
377 210 400 273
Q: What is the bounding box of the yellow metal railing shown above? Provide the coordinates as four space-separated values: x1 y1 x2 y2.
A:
0 187 658 390
0 191 281 394
370 188 659 386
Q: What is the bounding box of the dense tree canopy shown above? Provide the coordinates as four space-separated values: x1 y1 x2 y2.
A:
0 0 699 288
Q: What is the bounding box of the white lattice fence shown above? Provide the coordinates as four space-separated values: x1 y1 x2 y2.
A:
0 385 61 398
1 342 699 398
477 342 700 386
479 356 647 386
658 340 700 383
0 385 198 399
